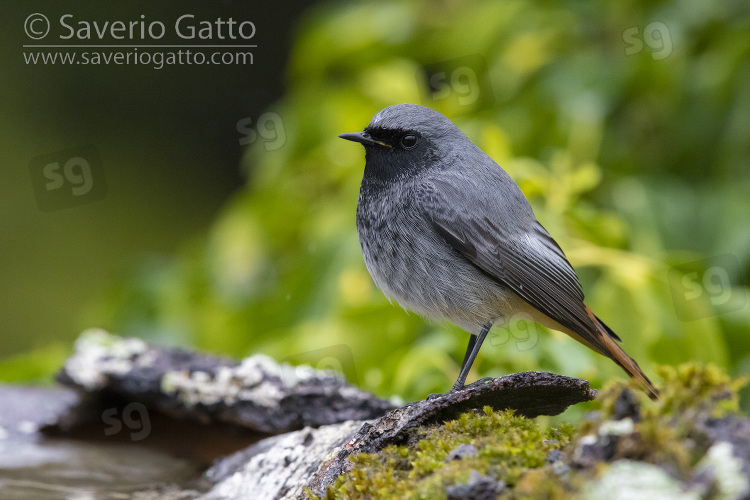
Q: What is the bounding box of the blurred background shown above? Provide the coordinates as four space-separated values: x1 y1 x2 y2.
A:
2 1 748 408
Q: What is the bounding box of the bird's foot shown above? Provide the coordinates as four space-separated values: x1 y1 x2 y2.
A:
426 392 446 400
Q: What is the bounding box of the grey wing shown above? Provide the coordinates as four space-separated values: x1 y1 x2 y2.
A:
417 179 620 346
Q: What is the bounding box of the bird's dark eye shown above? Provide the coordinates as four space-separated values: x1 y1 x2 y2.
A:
400 134 418 149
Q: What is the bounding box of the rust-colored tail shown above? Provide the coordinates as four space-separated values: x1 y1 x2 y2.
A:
515 296 660 400
582 304 660 400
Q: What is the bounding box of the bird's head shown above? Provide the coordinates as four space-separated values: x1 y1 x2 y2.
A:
339 104 465 182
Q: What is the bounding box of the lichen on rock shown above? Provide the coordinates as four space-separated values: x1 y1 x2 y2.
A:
63 328 150 390
58 329 395 434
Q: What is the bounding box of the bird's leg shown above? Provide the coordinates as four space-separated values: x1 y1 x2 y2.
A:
452 323 491 391
459 334 477 373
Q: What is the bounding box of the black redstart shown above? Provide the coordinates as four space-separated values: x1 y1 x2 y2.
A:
339 104 659 399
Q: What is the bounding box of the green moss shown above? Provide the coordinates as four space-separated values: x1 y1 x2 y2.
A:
312 364 747 499
591 362 745 423
580 362 747 476
315 407 572 499
651 363 747 418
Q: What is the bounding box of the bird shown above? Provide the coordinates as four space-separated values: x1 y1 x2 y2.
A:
339 103 659 400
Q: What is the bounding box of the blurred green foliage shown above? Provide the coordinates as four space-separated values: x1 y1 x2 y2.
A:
7 0 747 404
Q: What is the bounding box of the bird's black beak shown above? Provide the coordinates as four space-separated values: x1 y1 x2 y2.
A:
339 132 391 148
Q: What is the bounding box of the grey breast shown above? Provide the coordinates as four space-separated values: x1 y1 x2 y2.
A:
356 176 509 335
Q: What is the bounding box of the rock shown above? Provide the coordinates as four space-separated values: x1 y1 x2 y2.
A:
546 448 564 464
698 415 750 480
199 420 363 500
611 388 641 422
44 332 596 499
185 371 590 500
572 384 750 500
21 331 644 499
0 385 84 439
581 460 699 500
304 371 595 497
445 469 505 500
446 443 478 461
57 329 395 434
692 417 750 499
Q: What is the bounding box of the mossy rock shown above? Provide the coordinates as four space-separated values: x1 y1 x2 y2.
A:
310 363 749 499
